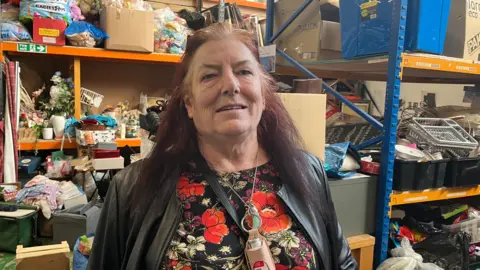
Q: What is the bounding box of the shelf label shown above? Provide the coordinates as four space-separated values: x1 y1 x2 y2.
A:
403 196 428 203
17 43 47 54
446 191 467 198
415 61 440 69
456 65 477 72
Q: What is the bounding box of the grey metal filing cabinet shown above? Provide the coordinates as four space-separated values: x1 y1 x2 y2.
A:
328 174 378 238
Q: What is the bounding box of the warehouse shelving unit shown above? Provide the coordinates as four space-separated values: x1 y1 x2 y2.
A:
265 0 480 266
0 41 181 150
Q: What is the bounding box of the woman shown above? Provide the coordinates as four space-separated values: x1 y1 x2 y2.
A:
88 23 357 270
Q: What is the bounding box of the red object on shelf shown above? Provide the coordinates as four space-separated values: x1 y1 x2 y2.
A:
360 160 381 175
33 17 67 46
92 149 120 159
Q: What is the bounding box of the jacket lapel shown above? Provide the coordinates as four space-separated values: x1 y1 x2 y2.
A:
277 186 332 270
126 170 182 270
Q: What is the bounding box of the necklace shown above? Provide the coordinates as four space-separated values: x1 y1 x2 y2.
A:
207 150 262 232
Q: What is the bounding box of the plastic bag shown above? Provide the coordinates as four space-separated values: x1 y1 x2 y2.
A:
378 257 418 270
153 7 190 54
20 0 72 23
0 4 19 21
65 21 109 47
414 232 470 270
0 21 32 41
379 238 444 270
102 0 152 10
324 142 358 178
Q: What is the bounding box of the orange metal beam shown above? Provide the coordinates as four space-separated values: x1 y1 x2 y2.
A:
74 57 81 120
402 53 480 75
390 185 480 206
19 138 141 150
206 0 266 9
1 42 182 63
0 41 4 62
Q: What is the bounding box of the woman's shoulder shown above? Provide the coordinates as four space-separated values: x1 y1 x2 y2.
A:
109 160 145 197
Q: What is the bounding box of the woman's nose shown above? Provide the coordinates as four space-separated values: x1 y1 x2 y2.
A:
221 69 240 95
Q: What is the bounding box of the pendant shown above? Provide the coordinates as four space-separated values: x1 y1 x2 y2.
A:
241 201 262 232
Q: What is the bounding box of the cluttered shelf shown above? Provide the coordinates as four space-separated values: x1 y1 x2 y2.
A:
205 0 266 9
18 138 141 150
390 185 480 206
275 53 480 83
0 41 182 63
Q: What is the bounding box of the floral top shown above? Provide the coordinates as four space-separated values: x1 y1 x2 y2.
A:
161 162 320 270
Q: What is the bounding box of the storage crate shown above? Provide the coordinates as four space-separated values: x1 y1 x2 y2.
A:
442 218 480 244
444 157 480 187
339 0 451 59
0 205 37 253
393 159 449 191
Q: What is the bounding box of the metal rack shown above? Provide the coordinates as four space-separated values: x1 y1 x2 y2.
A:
265 0 480 266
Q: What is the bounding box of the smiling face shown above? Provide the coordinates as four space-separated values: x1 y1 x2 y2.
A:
184 38 265 139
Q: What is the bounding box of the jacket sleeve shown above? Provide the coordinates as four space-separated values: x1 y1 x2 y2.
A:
87 178 125 270
311 154 358 270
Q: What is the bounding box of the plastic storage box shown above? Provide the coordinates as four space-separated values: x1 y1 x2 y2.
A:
393 159 449 191
442 218 480 244
339 0 451 59
444 157 480 187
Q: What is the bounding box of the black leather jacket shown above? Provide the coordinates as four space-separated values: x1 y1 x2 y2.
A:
88 153 358 270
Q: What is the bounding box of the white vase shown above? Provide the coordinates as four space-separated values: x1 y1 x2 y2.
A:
42 128 53 140
51 115 66 139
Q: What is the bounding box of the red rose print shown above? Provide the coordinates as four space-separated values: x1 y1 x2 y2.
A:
177 177 205 200
252 192 292 233
201 208 229 244
292 267 308 270
275 264 289 270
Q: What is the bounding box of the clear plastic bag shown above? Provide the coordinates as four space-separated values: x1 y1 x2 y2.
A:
378 257 418 270
378 238 444 270
153 7 191 54
65 21 109 47
20 0 72 23
0 21 31 41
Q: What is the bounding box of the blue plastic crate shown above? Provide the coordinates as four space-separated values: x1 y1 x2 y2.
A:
339 0 451 59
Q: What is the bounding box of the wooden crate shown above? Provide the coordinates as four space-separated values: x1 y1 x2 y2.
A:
348 234 375 270
16 241 70 270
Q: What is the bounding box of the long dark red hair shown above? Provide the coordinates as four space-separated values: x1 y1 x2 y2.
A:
133 23 323 217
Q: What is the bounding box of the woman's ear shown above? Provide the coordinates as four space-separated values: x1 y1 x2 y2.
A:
184 96 194 119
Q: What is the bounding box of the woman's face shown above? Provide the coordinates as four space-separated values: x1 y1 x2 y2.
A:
185 39 265 139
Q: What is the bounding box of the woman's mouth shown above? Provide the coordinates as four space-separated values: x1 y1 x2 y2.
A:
216 104 247 112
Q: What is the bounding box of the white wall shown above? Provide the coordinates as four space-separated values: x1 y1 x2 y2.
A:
365 81 472 116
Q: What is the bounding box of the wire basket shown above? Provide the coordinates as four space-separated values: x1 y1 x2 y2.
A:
80 87 104 108
410 118 478 148
406 117 478 158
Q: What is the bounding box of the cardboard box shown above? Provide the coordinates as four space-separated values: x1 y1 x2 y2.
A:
277 93 326 160
100 6 154 52
274 0 342 63
444 0 480 61
33 18 66 46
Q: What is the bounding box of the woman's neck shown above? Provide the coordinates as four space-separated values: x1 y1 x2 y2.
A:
198 133 269 173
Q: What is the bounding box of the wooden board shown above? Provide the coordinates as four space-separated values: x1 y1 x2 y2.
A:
277 93 326 160
16 242 70 270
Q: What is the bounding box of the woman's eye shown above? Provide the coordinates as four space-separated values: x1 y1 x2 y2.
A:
237 70 252 76
201 74 216 81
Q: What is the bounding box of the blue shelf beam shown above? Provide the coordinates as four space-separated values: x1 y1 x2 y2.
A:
374 0 407 266
276 49 384 131
269 0 314 43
